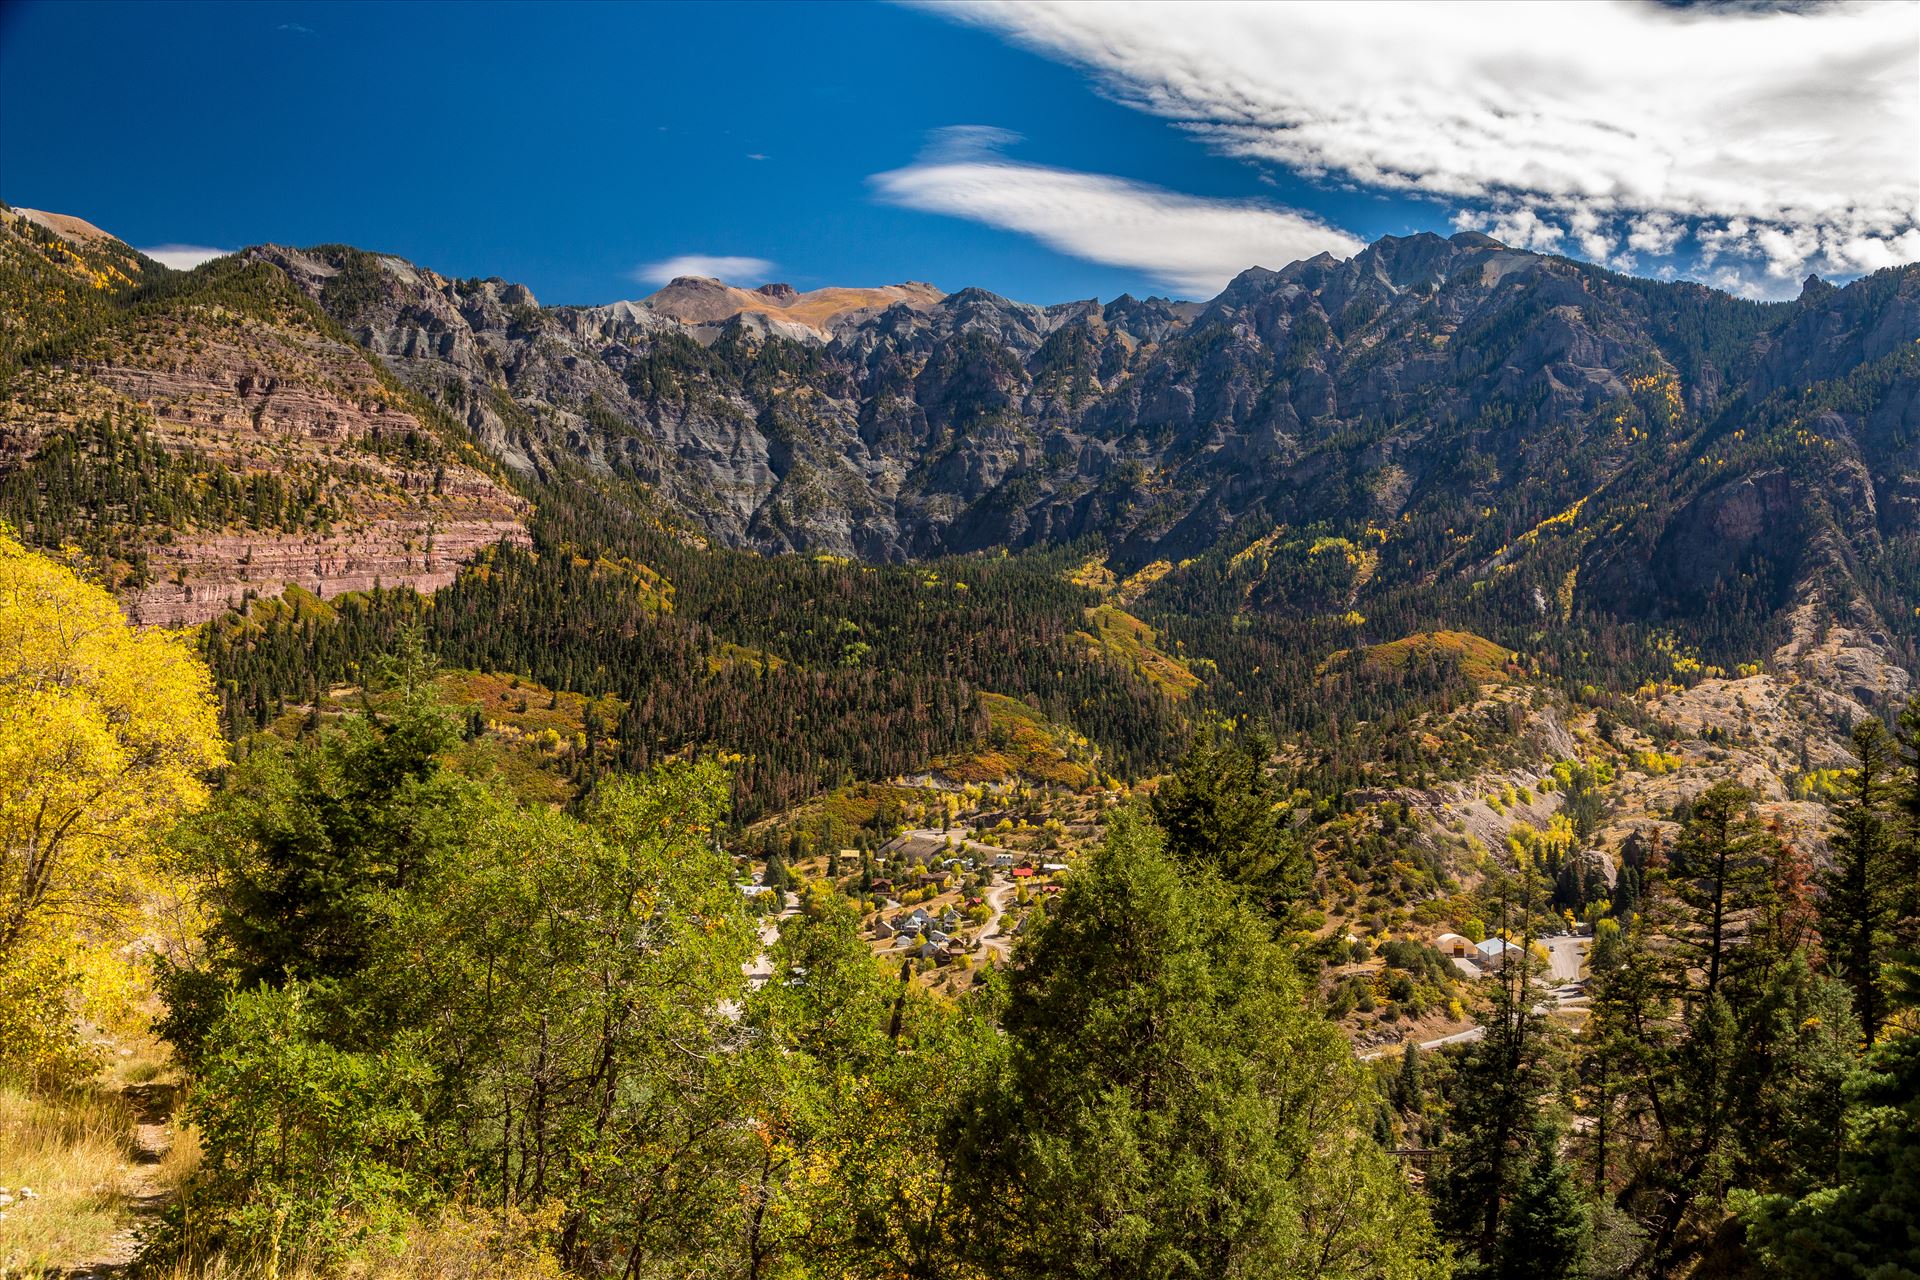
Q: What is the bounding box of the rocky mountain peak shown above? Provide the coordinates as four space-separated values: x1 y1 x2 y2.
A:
638 276 944 337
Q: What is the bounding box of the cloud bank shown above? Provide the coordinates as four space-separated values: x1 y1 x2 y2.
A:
139 244 229 270
633 254 776 286
872 127 1362 296
937 0 1920 296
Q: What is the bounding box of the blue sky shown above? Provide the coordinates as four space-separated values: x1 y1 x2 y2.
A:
2 1 1912 305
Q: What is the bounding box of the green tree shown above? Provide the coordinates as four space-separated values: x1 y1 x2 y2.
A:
1893 697 1920 988
1739 1000 1920 1278
386 761 758 1274
170 982 432 1268
956 811 1442 1279
745 883 1003 1279
1392 1040 1424 1117
158 665 768 1275
1434 863 1552 1272
1819 718 1899 1042
763 845 793 894
1591 785 1860 1275
1497 1127 1589 1280
1667 782 1781 1002
1149 732 1311 927
160 643 478 1059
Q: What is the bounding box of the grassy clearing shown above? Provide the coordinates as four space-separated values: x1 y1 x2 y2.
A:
1362 630 1516 684
0 1083 138 1275
939 693 1097 789
144 1203 565 1280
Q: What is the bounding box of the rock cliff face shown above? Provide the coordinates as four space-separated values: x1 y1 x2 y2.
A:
254 235 1919 651
0 212 528 624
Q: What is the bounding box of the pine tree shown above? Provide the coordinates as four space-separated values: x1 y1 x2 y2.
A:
1892 697 1920 981
1667 781 1782 1002
955 811 1443 1279
1498 1127 1590 1280
1149 731 1311 926
1819 718 1897 1041
1435 862 1552 1270
1394 1039 1424 1116
762 848 792 894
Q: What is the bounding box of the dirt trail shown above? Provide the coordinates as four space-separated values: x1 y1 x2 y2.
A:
59 1083 176 1280
978 876 1018 961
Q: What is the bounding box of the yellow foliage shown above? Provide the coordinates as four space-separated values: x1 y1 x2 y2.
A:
0 529 226 961
1631 749 1683 777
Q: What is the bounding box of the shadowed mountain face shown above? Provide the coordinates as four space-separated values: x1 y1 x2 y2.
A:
246 234 1919 644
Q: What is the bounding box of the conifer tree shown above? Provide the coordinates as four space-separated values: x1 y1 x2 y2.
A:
956 811 1442 1279
1149 731 1311 926
1498 1126 1589 1280
1435 858 1554 1273
1819 718 1898 1041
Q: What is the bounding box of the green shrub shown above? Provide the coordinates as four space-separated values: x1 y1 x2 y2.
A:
165 982 431 1267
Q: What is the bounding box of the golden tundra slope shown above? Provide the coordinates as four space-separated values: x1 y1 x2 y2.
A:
0 208 528 624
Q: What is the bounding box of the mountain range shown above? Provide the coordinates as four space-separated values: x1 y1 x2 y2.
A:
3 202 1916 697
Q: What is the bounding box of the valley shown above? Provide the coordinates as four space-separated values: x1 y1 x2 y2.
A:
2 198 1917 1280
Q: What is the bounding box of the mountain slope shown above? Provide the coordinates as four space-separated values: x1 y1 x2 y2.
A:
634 275 944 336
0 209 529 624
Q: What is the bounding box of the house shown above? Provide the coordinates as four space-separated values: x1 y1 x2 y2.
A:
1010 866 1034 879
1041 862 1069 873
1475 938 1520 969
871 917 895 940
994 853 1016 866
891 933 920 950
1434 932 1474 958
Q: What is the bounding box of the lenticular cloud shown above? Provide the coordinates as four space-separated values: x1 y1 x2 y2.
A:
939 0 1920 295
873 128 1362 297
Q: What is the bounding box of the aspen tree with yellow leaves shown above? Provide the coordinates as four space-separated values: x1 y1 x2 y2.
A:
0 527 224 1076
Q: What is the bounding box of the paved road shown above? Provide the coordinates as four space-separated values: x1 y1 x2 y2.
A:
1359 1026 1486 1061
1540 933 1590 982
1357 939 1591 1061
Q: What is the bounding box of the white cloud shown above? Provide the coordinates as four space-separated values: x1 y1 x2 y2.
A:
1626 213 1685 258
1455 208 1565 255
936 0 1920 292
139 244 229 270
632 254 777 286
872 127 1362 296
